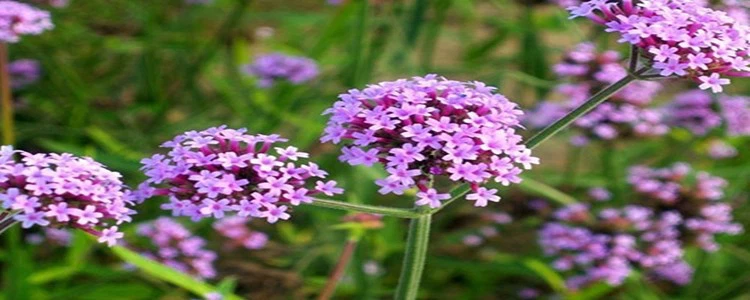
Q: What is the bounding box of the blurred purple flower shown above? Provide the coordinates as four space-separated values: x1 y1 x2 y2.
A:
243 53 319 88
526 43 667 144
136 217 217 279
213 216 268 250
9 59 40 89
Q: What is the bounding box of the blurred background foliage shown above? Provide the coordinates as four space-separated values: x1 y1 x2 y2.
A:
1 0 749 299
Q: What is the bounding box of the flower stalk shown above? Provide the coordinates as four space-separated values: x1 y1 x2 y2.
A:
395 206 431 300
525 67 648 150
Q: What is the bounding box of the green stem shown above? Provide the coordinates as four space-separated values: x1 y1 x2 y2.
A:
1 43 14 145
394 207 431 300
525 70 646 150
310 198 423 219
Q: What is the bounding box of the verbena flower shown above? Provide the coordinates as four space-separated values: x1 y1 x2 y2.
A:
135 217 217 279
663 90 750 137
628 163 742 251
0 1 53 43
719 94 750 136
213 216 268 250
663 90 723 136
567 0 750 93
527 43 667 144
0 146 134 246
242 53 319 88
137 126 342 223
321 74 537 208
26 227 71 247
539 204 691 289
9 59 40 89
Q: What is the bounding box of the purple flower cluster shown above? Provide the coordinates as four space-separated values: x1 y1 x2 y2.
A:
9 59 41 89
135 217 217 279
663 89 750 139
26 227 72 246
663 90 723 135
242 53 319 88
213 216 268 250
539 204 692 289
568 0 750 93
527 43 666 144
628 163 742 251
136 126 342 223
0 146 134 246
0 1 53 43
719 94 750 136
321 75 537 208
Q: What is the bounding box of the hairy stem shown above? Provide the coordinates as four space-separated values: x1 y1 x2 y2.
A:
310 198 424 218
525 69 647 149
394 206 431 300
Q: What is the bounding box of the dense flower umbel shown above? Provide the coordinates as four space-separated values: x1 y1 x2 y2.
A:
213 216 268 250
9 59 40 89
242 53 319 88
135 217 217 279
568 1 750 93
136 126 342 223
527 43 666 144
628 163 742 251
0 146 135 246
540 204 692 289
0 1 53 43
321 75 537 208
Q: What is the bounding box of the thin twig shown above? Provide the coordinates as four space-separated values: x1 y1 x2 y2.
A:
317 240 358 300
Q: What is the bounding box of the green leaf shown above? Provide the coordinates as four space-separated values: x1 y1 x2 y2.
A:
517 176 578 205
109 245 244 300
521 259 567 293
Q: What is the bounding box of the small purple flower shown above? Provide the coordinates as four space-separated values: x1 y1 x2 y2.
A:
321 75 535 208
0 146 135 246
0 1 53 43
135 217 217 279
137 126 342 223
628 163 741 251
242 53 319 88
213 216 268 250
9 59 41 89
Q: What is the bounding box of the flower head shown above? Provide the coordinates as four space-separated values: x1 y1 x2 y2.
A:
135 217 217 279
213 216 268 250
628 163 742 251
0 1 53 43
242 53 319 88
321 75 536 208
137 126 341 223
0 146 134 246
9 59 41 89
568 0 750 92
